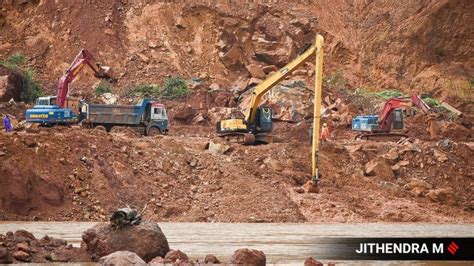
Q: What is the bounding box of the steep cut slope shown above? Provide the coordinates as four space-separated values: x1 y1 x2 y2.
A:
0 0 471 111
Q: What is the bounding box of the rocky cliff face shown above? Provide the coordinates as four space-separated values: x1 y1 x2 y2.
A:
0 0 472 111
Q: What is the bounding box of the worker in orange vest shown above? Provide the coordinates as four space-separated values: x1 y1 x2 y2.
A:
426 113 437 140
321 122 330 142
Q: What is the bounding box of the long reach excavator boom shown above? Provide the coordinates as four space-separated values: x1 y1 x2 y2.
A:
216 35 323 145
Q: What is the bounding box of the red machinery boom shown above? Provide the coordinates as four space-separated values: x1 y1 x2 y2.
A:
378 93 430 132
56 49 113 108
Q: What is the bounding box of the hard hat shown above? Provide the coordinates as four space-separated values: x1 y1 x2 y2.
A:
323 123 327 127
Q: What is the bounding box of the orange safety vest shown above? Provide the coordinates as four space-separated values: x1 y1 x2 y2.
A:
321 126 330 141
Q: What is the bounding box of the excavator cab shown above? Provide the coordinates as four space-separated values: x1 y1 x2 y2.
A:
391 109 404 130
255 106 272 133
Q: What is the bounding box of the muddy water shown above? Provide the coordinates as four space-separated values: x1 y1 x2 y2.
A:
0 222 473 265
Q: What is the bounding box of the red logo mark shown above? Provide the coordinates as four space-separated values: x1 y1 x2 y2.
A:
447 241 459 255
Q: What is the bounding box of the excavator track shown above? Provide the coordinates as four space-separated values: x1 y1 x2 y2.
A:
219 132 256 145
218 132 274 145
355 133 408 142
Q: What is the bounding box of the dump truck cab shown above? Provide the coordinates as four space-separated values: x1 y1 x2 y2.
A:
145 102 169 135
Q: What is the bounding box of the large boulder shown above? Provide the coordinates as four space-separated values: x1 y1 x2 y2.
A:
0 67 23 102
164 250 189 263
82 221 169 262
204 254 220 264
99 251 146 266
100 93 118 105
230 248 266 266
304 257 323 266
426 187 456 205
12 250 31 262
239 81 312 122
252 15 298 67
149 250 189 265
207 107 233 125
206 140 230 155
404 178 433 197
364 158 395 179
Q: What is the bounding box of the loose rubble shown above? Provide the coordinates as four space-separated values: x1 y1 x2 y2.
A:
0 230 89 263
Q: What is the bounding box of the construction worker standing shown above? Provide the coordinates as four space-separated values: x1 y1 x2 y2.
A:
3 114 13 132
321 122 330 142
426 113 437 140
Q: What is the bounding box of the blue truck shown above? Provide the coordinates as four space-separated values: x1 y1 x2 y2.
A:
81 99 168 135
26 97 168 136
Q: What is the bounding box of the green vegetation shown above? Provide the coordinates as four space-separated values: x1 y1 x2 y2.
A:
160 76 189 99
422 97 442 108
94 80 113 95
21 69 44 103
354 87 371 95
129 76 189 99
0 53 43 103
371 89 406 99
131 83 161 97
0 53 25 69
324 70 347 92
354 88 406 99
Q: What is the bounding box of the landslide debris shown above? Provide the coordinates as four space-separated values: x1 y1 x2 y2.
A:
0 124 472 223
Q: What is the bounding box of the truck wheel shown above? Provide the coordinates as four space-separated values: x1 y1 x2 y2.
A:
147 127 161 136
95 125 107 131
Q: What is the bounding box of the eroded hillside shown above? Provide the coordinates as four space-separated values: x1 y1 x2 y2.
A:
0 0 472 111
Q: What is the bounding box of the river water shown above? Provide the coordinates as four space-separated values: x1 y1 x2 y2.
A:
1 222 472 265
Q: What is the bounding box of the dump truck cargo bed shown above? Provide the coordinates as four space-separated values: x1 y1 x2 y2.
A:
86 99 150 125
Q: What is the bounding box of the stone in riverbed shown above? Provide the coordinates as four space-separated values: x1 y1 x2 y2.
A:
82 221 169 262
230 248 266 266
99 251 146 265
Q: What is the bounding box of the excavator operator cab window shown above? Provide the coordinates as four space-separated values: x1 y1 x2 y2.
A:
36 97 53 106
256 106 273 133
392 109 404 130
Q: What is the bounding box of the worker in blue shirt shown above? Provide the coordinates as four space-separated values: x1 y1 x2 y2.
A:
3 114 13 132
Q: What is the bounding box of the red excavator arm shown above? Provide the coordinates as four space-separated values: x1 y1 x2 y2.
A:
378 93 430 131
56 49 114 108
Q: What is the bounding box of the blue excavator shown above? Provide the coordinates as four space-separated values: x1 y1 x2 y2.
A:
25 49 114 125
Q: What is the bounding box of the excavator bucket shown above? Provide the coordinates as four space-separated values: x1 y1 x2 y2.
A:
94 65 116 82
303 180 320 193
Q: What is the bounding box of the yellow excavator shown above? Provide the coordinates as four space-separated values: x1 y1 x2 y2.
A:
216 35 325 146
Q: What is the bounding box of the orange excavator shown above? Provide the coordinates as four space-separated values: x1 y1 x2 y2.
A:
352 93 437 140
56 49 114 108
